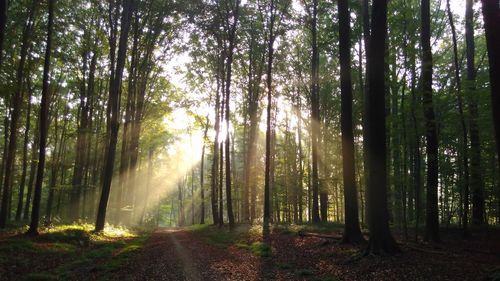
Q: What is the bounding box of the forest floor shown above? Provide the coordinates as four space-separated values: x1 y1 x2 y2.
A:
0 223 499 280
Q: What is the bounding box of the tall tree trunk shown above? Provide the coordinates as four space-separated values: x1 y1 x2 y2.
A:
310 0 321 223
15 91 32 221
421 0 440 243
200 117 209 224
95 0 134 232
297 97 304 223
224 2 239 228
27 0 53 235
467 0 484 226
447 0 470 236
211 60 222 225
364 0 399 255
46 101 69 225
481 1 500 217
0 1 36 228
264 0 276 226
338 0 364 243
23 124 38 221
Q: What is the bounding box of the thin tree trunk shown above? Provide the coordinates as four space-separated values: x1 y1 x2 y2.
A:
27 0 53 235
15 90 32 221
200 117 209 224
0 1 36 228
264 0 276 226
447 0 470 236
224 2 239 228
95 0 134 232
310 0 321 223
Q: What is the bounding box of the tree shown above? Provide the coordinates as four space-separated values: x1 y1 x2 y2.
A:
338 0 363 244
480 0 500 224
421 0 440 243
264 0 279 225
466 0 485 227
446 0 469 236
95 0 134 232
223 0 240 229
27 0 54 235
200 116 209 224
364 0 399 255
309 0 321 223
0 0 36 228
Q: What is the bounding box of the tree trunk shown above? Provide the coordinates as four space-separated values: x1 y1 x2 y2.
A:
27 0 53 235
15 90 32 221
481 1 500 222
224 2 239 228
364 0 399 255
95 0 134 232
310 0 321 224
421 0 440 243
338 0 364 243
447 0 470 236
467 0 484 226
264 0 276 226
0 0 36 228
200 117 209 224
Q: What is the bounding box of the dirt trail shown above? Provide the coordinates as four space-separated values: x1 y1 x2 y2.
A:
167 229 203 280
120 227 500 281
122 227 264 281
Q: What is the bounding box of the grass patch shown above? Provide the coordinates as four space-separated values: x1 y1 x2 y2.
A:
249 242 272 257
187 224 261 249
273 222 344 235
0 223 148 280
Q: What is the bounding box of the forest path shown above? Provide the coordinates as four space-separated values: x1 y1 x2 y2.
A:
166 229 203 280
123 227 266 281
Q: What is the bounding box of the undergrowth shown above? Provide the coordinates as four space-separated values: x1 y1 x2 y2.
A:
0 223 148 280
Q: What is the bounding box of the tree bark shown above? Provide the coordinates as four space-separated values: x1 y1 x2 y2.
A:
95 0 134 232
310 0 321 224
421 0 440 243
364 0 399 255
338 0 364 243
467 0 484 226
447 0 470 236
481 1 500 221
264 0 276 225
27 0 54 235
0 0 36 228
15 90 32 221
223 1 239 228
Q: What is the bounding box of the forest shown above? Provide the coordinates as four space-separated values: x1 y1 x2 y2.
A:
0 0 499 280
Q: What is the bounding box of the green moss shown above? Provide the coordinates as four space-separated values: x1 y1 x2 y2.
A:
250 242 272 257
0 223 148 280
188 224 262 249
